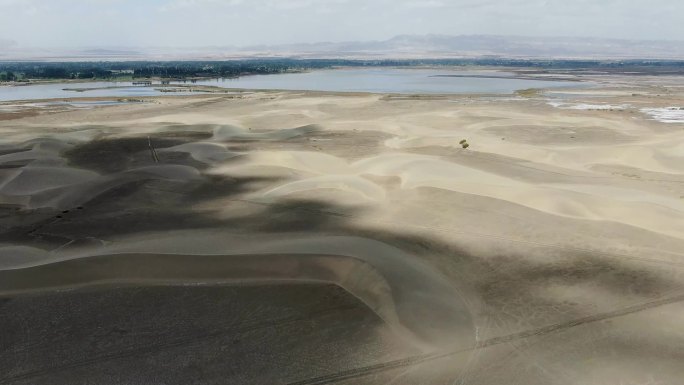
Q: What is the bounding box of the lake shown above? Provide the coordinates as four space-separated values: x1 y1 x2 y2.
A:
0 81 193 103
204 69 585 94
0 69 587 102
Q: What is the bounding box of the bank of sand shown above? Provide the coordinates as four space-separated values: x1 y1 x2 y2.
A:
1 79 684 384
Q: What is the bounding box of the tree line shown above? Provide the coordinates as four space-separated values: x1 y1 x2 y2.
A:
1 59 683 82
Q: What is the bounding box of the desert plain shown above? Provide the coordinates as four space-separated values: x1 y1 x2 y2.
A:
1 74 684 384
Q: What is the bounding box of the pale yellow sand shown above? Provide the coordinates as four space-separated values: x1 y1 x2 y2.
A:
2 77 684 384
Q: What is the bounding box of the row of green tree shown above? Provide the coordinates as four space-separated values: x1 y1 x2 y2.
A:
0 71 18 81
1 59 683 81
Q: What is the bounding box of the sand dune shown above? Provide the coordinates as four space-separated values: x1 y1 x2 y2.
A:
209 148 684 238
0 234 475 351
2 164 202 210
222 150 351 173
0 245 50 269
158 142 241 163
2 78 684 384
0 147 63 165
262 175 386 201
0 167 98 196
213 123 320 141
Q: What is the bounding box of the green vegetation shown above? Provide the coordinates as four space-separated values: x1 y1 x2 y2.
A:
0 71 19 81
515 88 542 97
1 59 683 83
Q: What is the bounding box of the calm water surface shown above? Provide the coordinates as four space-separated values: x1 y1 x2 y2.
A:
0 82 192 102
206 69 585 94
0 69 587 102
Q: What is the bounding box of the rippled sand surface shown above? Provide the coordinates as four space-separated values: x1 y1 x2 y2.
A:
2 76 684 384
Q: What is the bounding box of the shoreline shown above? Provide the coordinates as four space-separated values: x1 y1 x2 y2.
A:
1 72 684 384
0 66 588 88
0 72 597 104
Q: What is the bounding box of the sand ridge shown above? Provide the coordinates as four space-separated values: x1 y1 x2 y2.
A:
2 78 684 384
0 234 477 351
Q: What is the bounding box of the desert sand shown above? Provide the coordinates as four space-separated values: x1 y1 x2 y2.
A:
1 75 684 384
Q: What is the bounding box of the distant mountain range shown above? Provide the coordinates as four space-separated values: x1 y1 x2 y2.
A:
3 35 684 61
237 35 684 60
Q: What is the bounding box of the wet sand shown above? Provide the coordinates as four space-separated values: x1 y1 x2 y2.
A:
1 75 684 384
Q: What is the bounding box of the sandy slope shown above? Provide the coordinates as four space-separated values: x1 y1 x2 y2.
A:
1 77 684 384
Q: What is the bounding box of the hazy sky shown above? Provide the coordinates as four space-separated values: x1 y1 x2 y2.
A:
0 0 682 48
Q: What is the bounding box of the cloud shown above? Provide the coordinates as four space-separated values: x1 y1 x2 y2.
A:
0 0 682 47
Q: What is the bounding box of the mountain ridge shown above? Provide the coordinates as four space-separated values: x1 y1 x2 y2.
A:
3 34 684 61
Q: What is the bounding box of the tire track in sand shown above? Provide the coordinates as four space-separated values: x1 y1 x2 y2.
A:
287 292 684 385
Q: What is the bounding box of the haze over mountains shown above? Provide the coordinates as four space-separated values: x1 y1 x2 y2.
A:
244 35 684 60
3 35 684 61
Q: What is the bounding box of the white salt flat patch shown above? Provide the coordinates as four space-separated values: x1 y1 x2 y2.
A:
547 101 630 110
640 107 684 123
0 105 22 112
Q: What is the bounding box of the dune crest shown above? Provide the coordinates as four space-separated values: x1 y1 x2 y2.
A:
0 234 476 351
